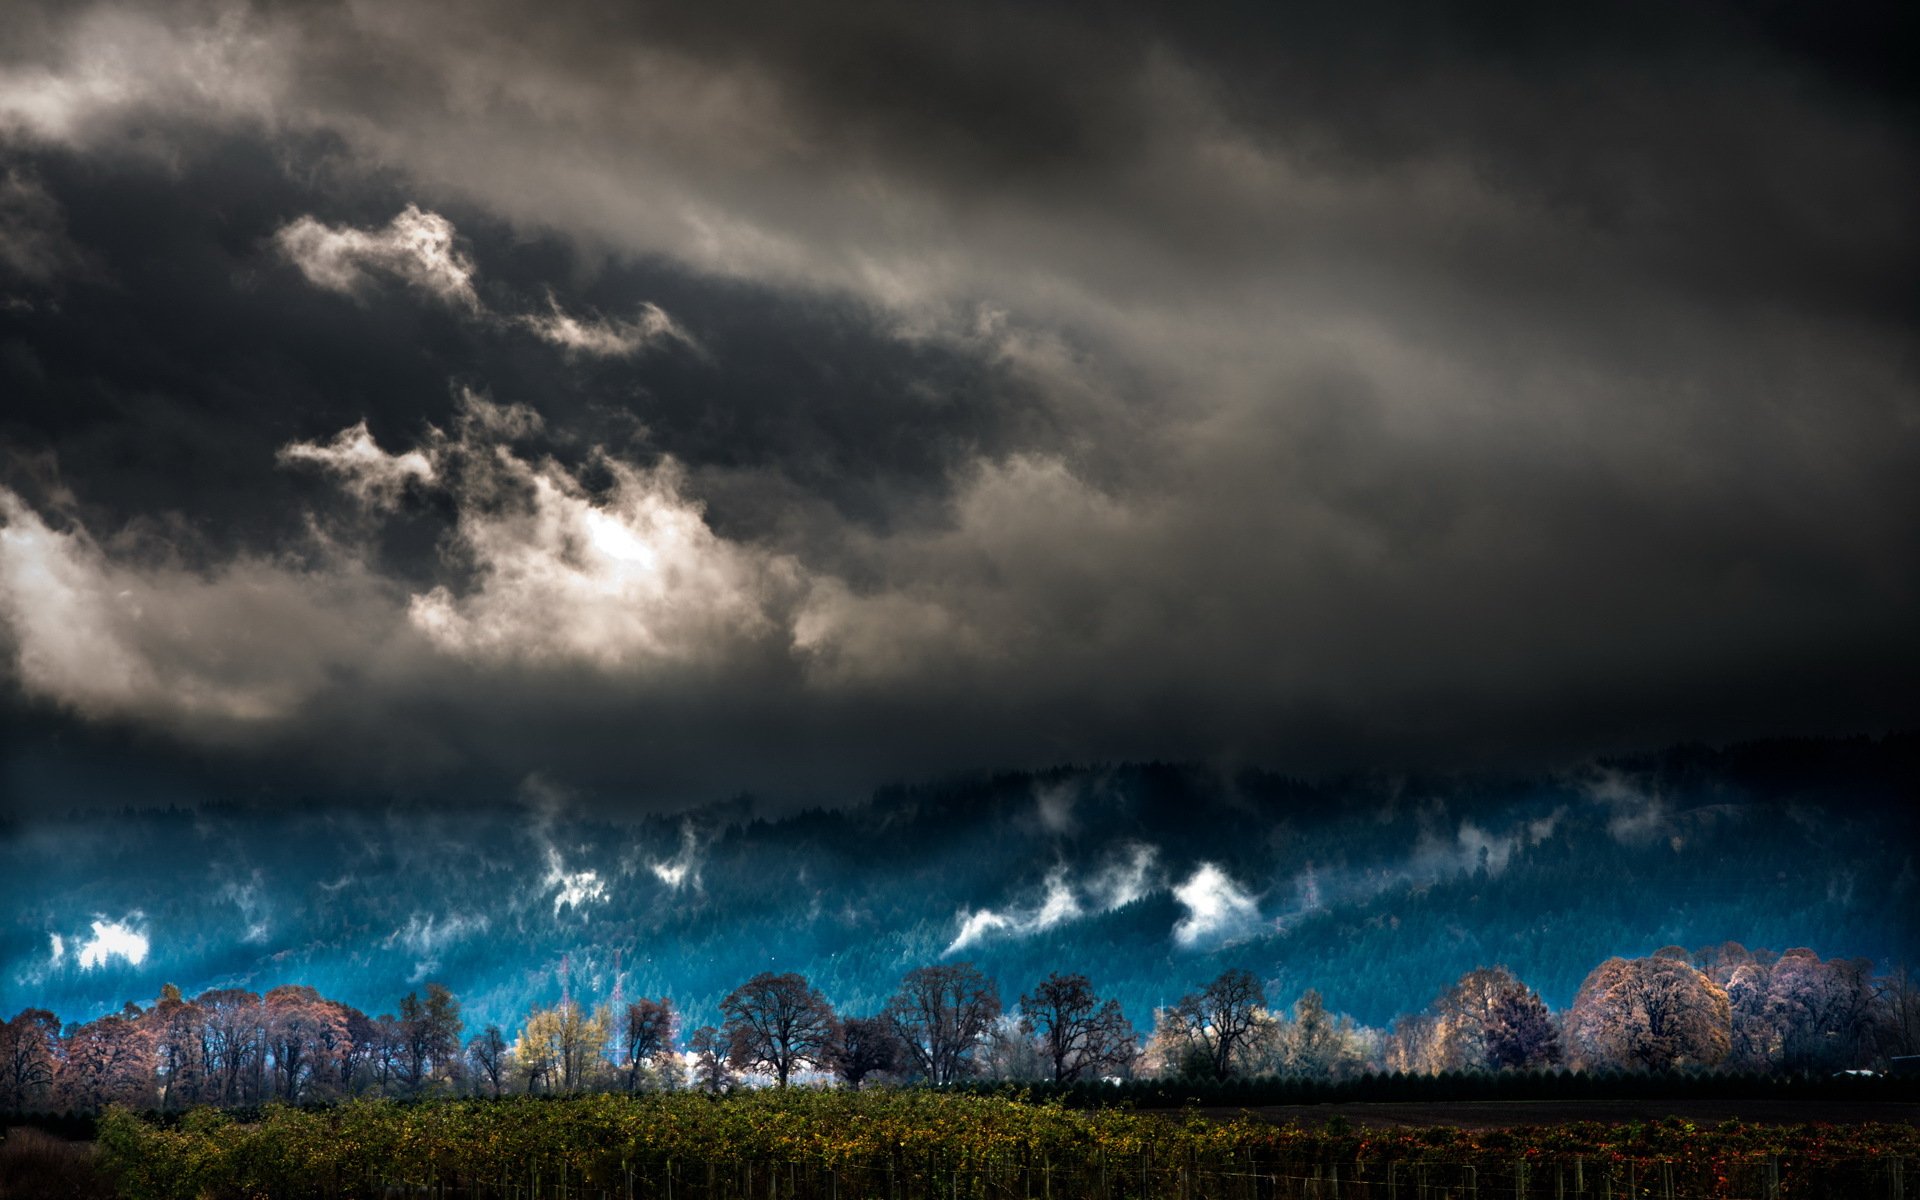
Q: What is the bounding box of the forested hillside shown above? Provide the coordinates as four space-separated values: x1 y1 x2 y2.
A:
4 735 1915 1035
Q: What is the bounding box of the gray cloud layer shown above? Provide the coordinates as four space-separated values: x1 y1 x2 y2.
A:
0 0 1915 807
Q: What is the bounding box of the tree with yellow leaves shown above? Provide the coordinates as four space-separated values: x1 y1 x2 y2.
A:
515 999 610 1093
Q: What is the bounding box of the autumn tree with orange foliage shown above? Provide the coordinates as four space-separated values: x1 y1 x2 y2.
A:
1567 949 1731 1071
0 1009 61 1108
59 1011 153 1111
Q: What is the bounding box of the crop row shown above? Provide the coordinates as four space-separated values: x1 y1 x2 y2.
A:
93 1091 1920 1200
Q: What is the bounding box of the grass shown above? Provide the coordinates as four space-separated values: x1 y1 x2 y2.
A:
0 1127 109 1200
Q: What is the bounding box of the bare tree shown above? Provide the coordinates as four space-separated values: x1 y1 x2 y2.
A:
1430 967 1511 1069
721 972 837 1087
1265 989 1374 1078
829 1015 904 1090
886 963 1002 1085
370 1014 406 1093
620 997 679 1092
1767 950 1885 1071
195 989 265 1104
339 1008 378 1095
1019 972 1137 1083
1166 969 1267 1081
511 1013 557 1094
688 1025 733 1093
1886 963 1920 1058
466 1025 510 1097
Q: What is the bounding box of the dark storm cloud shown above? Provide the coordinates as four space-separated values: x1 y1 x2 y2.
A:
0 0 1915 810
0 139 1052 547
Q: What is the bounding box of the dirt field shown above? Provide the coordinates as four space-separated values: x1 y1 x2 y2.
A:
1206 1098 1920 1129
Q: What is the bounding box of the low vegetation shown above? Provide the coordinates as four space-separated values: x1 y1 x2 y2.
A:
93 1090 1920 1200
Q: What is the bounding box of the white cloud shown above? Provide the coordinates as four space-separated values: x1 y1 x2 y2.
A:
0 487 387 724
1409 817 1528 879
387 911 490 979
650 820 704 890
523 298 696 358
272 205 703 360
546 847 607 916
76 917 149 969
1584 772 1671 845
947 865 1082 954
456 392 545 441
273 205 479 309
47 933 64 965
390 403 797 669
1270 806 1569 930
1087 841 1158 909
0 390 816 740
278 421 437 509
218 872 271 944
945 843 1160 954
0 489 163 715
1171 862 1261 947
282 389 806 673
0 5 290 149
790 580 970 686
388 912 479 954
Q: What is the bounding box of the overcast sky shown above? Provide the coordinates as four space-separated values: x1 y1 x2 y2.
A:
1 0 1915 811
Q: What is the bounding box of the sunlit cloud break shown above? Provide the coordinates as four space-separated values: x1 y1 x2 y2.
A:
75 918 149 969
290 391 794 670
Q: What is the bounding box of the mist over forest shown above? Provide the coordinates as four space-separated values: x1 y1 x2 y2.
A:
7 734 1913 1038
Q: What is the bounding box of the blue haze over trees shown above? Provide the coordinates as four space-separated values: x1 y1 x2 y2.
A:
2 734 1914 1044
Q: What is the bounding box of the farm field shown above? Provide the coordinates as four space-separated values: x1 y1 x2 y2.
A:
1217 1097 1920 1129
59 1090 1920 1200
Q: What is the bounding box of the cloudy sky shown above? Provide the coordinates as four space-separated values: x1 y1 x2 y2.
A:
0 0 1915 811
